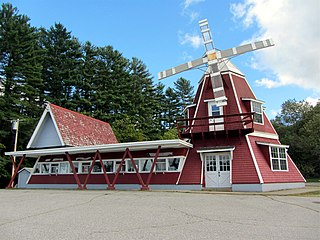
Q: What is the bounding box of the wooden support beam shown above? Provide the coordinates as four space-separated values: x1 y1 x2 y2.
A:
97 151 112 189
6 154 26 189
66 152 83 190
127 150 148 190
108 148 128 190
83 151 99 189
145 146 161 188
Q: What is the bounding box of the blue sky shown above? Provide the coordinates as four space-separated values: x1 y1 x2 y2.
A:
3 0 320 118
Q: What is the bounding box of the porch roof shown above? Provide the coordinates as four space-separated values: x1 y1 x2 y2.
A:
5 139 193 158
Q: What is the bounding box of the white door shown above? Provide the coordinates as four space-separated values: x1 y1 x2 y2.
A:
208 102 224 131
205 153 231 188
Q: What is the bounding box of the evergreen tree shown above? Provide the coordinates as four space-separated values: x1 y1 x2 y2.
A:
174 77 194 115
40 23 82 109
0 3 43 186
163 87 180 129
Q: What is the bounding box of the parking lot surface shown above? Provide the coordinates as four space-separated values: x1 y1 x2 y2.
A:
0 189 319 240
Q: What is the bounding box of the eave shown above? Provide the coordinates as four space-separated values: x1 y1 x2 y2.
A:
5 139 193 158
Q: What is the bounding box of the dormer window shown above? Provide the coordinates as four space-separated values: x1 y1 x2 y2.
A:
251 101 263 124
242 98 264 124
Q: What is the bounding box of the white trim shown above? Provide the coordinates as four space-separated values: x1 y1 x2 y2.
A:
289 155 306 182
176 149 190 184
269 146 288 172
245 135 264 183
247 131 279 140
242 98 265 104
191 76 207 131
250 101 264 125
197 147 235 154
229 73 246 129
48 105 65 146
6 139 193 157
256 142 289 148
27 104 65 148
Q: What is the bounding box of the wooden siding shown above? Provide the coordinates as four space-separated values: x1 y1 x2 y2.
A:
28 172 180 185
248 136 305 183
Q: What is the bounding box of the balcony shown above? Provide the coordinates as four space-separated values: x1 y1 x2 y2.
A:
176 112 254 139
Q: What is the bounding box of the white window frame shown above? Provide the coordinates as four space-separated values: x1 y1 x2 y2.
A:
32 157 185 175
269 146 288 171
102 160 115 173
250 100 264 125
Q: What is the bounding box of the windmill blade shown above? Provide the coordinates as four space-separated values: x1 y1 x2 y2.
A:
158 56 208 80
215 39 274 61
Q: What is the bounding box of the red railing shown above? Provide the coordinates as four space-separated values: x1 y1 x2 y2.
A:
176 112 254 135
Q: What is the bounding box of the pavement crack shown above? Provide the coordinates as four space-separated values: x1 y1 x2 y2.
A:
263 195 319 213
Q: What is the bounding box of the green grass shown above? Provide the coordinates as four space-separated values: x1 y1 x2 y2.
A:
306 178 320 182
291 190 320 197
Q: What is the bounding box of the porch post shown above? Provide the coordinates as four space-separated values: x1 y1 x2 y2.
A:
6 154 26 189
83 151 99 189
108 148 128 190
145 146 161 188
126 149 148 190
66 152 83 190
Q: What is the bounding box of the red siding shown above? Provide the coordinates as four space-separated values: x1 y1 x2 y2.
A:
178 148 202 184
28 172 180 185
178 136 260 185
248 136 305 183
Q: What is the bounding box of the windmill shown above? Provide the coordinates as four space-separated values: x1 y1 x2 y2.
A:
158 19 274 107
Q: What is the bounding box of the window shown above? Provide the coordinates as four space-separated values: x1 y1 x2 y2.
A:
140 159 153 172
155 159 166 171
206 155 216 172
211 105 220 116
81 162 91 173
70 162 79 173
34 164 41 174
168 158 180 171
115 160 126 172
270 147 287 171
59 162 69 174
127 160 139 172
103 161 114 173
41 163 50 174
50 163 59 174
251 101 263 124
219 155 230 171
92 162 102 173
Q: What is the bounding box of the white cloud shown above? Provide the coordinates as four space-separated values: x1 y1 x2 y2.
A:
255 78 282 88
305 96 319 106
179 32 202 49
183 0 205 10
230 0 320 92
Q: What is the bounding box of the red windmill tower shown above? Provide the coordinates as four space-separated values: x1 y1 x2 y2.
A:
158 19 305 191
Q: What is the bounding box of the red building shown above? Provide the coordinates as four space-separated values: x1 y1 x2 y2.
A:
6 62 305 191
6 19 305 191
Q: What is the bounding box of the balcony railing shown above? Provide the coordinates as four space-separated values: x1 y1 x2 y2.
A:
176 112 254 137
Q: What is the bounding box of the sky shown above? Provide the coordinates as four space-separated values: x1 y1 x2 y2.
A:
3 0 320 118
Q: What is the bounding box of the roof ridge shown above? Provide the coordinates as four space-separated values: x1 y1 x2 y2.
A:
48 103 111 127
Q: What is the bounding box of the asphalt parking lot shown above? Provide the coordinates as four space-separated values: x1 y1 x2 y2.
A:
0 189 319 240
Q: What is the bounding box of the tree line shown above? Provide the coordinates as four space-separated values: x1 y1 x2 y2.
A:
0 3 194 187
271 99 320 179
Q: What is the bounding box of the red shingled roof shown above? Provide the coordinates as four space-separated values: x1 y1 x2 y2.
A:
49 103 118 146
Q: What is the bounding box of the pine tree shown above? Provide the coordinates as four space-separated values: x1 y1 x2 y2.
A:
174 77 194 116
0 3 44 186
40 23 82 109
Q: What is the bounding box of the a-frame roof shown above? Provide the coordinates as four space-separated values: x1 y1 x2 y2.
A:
27 103 118 149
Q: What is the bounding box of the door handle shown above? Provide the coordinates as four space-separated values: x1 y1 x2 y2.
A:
218 171 220 177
